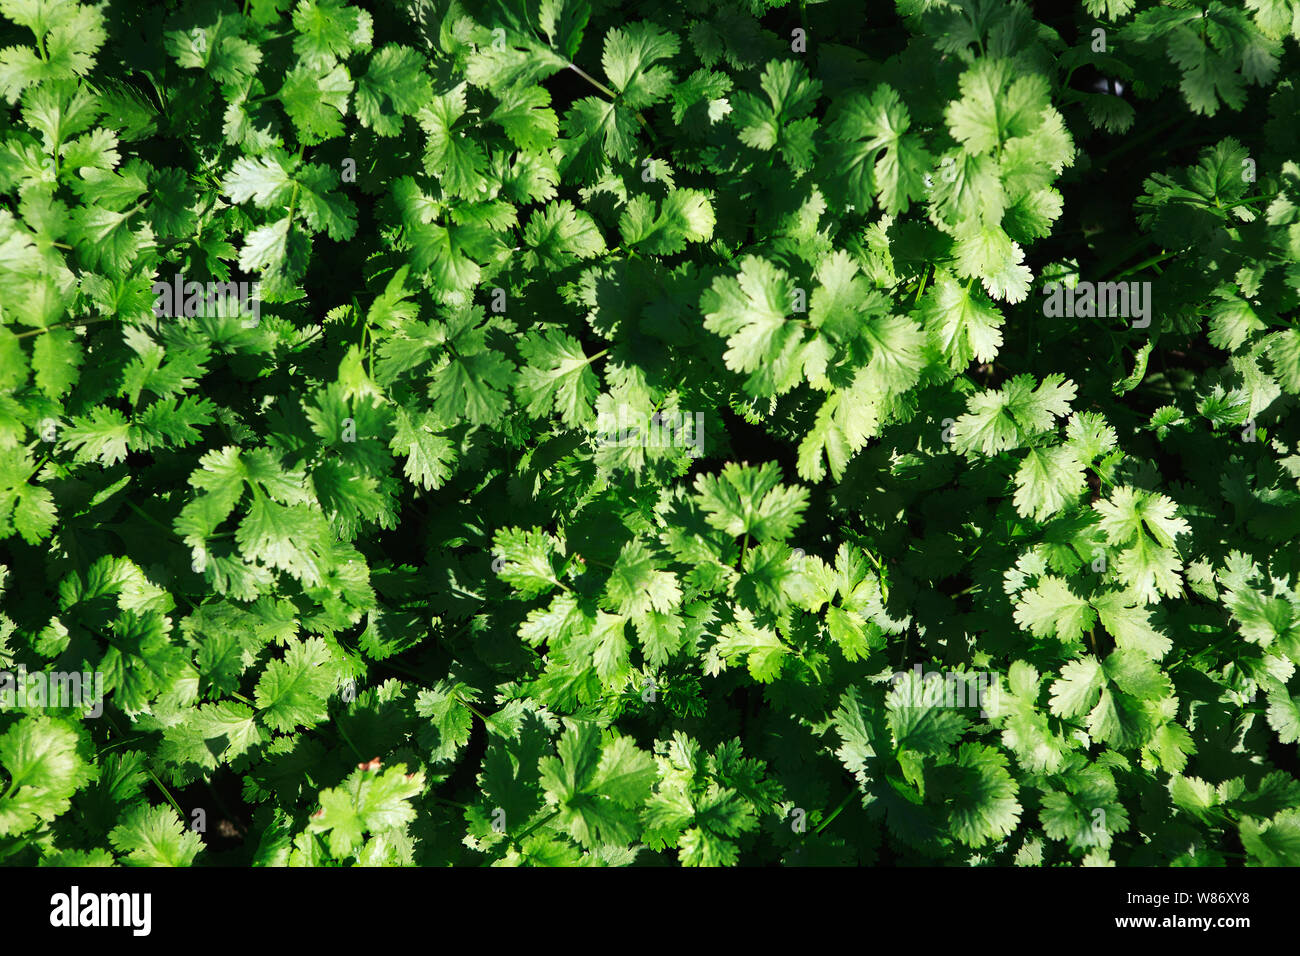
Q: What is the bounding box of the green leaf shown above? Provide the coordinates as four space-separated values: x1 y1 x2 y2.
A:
828 83 932 215
1240 811 1300 865
731 59 821 169
515 330 599 426
953 374 1077 456
291 0 372 67
938 744 1022 848
255 637 337 732
693 461 808 544
920 272 1004 368
429 347 515 425
714 612 788 683
601 21 679 109
1013 444 1086 521
887 669 969 754
618 188 714 254
308 763 423 858
604 539 680 619
946 59 1050 155
108 803 203 866
1049 657 1106 719
493 527 563 598
489 83 557 151
279 61 353 143
388 407 454 492
1014 576 1095 643
1266 682 1300 744
522 200 606 270
701 255 827 396
0 717 93 836
538 720 656 848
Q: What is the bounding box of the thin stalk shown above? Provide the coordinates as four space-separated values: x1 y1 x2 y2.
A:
452 692 492 725
14 316 118 340
568 62 617 100
334 718 364 759
430 796 469 810
103 716 184 816
1112 248 1180 281
0 836 32 863
511 808 561 844
1092 113 1182 168
566 63 658 145
814 789 858 835
124 499 173 533
1189 192 1274 209
912 265 930 306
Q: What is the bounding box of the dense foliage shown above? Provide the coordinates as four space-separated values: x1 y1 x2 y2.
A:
1 0 1299 867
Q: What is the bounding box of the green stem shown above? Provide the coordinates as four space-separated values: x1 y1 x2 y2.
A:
375 657 427 682
566 62 657 145
1169 633 1240 672
430 796 469 810
0 836 31 863
14 316 117 340
105 715 185 818
1112 248 1180 281
1091 231 1161 279
814 789 858 835
334 717 364 759
512 808 561 844
284 180 301 231
26 453 49 481
98 735 148 755
912 266 930 306
568 62 616 100
1208 192 1274 209
1092 113 1182 168
124 499 172 533
453 692 491 725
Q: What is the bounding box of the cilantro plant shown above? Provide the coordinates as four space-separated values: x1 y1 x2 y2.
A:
1 0 1299 868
